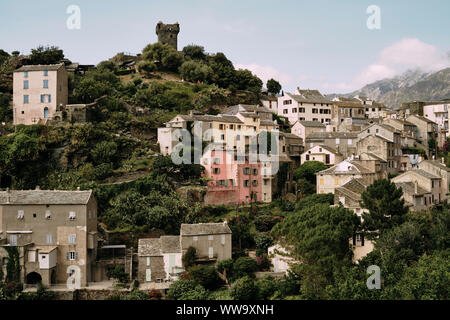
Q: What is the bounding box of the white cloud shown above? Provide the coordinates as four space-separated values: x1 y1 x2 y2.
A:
235 63 298 87
324 38 450 93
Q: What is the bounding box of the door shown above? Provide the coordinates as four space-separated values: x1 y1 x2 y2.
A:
145 268 151 282
44 107 49 118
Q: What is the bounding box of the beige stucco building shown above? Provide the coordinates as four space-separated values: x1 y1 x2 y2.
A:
13 64 68 125
301 145 343 166
0 189 98 287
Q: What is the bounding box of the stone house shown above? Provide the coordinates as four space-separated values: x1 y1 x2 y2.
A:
316 159 382 194
13 64 68 125
393 181 433 212
301 145 344 166
392 169 443 209
305 131 358 158
137 222 232 285
291 120 325 144
333 178 374 262
0 189 98 287
406 114 439 155
418 159 450 203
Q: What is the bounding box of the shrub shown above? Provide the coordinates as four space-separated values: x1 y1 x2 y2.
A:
136 61 157 77
232 257 258 280
230 276 258 300
167 279 208 300
254 233 274 256
189 265 222 290
106 265 128 283
257 276 276 299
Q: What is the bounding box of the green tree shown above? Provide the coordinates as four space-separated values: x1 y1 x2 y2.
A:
182 45 206 61
29 45 64 65
257 276 277 299
91 141 118 165
254 233 273 256
189 265 222 290
295 193 334 211
272 203 360 297
136 60 157 77
361 179 409 235
182 247 197 269
232 69 263 93
293 161 327 183
230 276 258 300
266 78 282 95
179 60 213 83
232 257 258 280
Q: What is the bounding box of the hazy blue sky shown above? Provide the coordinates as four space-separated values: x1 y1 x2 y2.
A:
1 0 449 93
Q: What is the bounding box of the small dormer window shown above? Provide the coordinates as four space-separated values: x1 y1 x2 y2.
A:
17 210 24 220
69 211 76 220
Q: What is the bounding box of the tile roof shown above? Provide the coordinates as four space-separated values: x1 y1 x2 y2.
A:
296 120 326 128
409 169 441 179
177 114 243 124
420 160 450 172
317 160 373 175
181 222 231 236
394 182 429 196
15 63 65 72
160 236 181 253
0 190 93 205
286 91 332 104
408 114 438 124
306 131 358 140
138 238 162 256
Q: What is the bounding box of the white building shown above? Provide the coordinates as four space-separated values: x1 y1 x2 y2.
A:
278 88 333 125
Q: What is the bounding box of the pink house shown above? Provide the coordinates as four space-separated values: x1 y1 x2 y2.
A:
202 149 263 205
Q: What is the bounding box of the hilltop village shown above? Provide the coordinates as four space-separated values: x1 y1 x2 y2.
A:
0 22 448 300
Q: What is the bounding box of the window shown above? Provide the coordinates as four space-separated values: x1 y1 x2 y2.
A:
67 252 78 261
208 235 214 241
243 167 250 175
299 108 305 113
69 211 76 220
40 94 51 103
283 109 288 114
43 70 48 76
306 154 310 161
208 247 214 259
24 95 29 104
193 236 198 241
24 71 28 78
252 180 258 186
213 168 220 174
10 235 18 246
252 168 258 175
45 210 51 219
244 180 250 187
221 235 226 245
69 234 76 244
146 257 151 266
17 210 24 219
348 139 352 145
23 80 29 89
43 80 48 88
46 234 53 244
335 138 340 144
236 134 240 141
312 108 318 114
292 108 297 113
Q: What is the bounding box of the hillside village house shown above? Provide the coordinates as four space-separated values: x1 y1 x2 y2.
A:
138 222 232 285
418 159 450 203
0 189 98 287
277 88 333 125
291 120 325 143
260 93 278 112
316 159 386 194
301 145 344 166
392 168 443 208
13 64 68 125
333 178 374 261
423 102 449 136
330 97 366 132
305 131 358 158
406 115 439 155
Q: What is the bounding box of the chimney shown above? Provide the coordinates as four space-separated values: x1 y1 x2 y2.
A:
414 181 418 194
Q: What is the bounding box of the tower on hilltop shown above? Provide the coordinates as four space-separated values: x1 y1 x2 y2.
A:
156 21 180 50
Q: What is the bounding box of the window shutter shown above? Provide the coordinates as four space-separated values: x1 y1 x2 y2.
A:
352 234 356 246
66 252 70 261
41 95 44 103
75 252 78 260
48 94 51 103
361 234 365 246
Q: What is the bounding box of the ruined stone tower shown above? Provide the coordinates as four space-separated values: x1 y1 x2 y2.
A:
156 21 180 50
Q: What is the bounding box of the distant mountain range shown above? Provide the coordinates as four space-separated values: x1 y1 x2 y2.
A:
327 68 450 109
